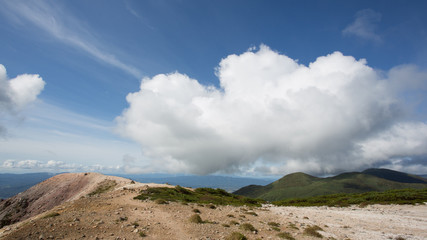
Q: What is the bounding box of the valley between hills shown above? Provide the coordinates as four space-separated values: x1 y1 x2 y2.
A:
0 171 426 240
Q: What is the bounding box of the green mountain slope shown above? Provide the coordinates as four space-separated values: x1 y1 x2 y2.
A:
233 168 427 201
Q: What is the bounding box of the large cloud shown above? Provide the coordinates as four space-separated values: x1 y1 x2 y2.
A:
0 64 45 135
116 45 427 175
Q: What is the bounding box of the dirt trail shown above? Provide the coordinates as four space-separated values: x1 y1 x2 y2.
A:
270 204 427 240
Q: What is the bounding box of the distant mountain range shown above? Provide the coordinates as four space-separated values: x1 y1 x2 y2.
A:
233 168 427 201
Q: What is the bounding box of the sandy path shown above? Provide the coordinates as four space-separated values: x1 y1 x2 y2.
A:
270 204 427 240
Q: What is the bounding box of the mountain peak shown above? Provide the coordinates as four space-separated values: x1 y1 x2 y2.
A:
362 168 427 183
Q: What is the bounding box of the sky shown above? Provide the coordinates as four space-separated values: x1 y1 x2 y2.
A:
1 0 427 176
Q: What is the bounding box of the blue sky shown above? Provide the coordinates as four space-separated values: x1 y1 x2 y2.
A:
1 0 427 176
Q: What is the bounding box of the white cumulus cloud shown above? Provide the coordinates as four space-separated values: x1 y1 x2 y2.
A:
116 45 427 175
0 64 45 134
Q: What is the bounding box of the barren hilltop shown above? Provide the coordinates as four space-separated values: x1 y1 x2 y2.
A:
1 172 426 240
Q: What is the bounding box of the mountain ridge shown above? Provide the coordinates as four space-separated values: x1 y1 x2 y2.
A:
234 168 427 201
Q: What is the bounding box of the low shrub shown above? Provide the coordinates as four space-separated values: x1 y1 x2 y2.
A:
43 212 60 219
277 232 295 240
268 221 280 227
239 223 257 232
189 214 204 224
226 232 247 240
155 199 168 204
304 225 323 238
230 220 239 225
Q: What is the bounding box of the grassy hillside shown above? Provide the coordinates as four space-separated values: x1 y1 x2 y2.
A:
273 188 427 207
134 186 264 206
234 168 427 201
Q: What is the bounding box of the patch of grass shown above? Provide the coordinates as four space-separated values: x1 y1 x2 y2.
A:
88 180 117 196
154 199 168 204
277 232 295 240
189 214 204 224
268 221 280 227
222 223 230 227
304 225 323 238
230 220 239 225
132 222 139 227
226 232 247 240
271 226 280 231
239 223 257 232
207 204 217 209
244 211 258 216
288 222 299 230
42 212 60 219
273 188 427 207
134 186 264 206
192 208 201 213
139 231 147 237
118 216 128 222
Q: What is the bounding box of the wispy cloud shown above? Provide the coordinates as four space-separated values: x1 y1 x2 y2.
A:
1 159 120 173
1 1 142 78
0 100 143 173
343 9 382 43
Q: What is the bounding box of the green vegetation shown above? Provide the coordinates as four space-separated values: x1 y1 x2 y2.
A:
226 232 247 240
88 180 117 196
189 214 204 223
192 208 201 213
139 231 147 237
273 188 427 207
134 186 264 207
154 199 168 204
277 232 295 240
239 223 257 232
267 221 280 227
234 169 427 201
271 226 280 231
230 220 239 225
288 222 299 230
244 211 258 216
303 225 323 238
42 212 60 219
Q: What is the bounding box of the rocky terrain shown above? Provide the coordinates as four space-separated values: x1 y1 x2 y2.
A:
0 173 426 240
